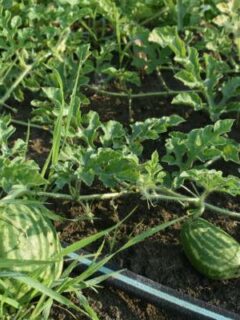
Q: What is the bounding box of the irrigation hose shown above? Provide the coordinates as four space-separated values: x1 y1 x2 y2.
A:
65 247 240 320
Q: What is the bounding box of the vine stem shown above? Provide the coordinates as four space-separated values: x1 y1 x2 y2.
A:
205 203 240 219
0 52 51 108
86 85 201 99
35 190 201 205
177 0 184 32
145 193 199 203
203 156 221 168
142 187 240 219
33 190 136 202
2 103 17 113
3 188 240 219
11 119 50 131
0 64 32 107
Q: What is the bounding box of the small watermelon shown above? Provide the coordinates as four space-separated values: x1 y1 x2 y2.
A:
0 204 63 302
181 218 240 280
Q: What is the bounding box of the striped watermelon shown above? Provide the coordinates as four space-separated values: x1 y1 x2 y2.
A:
180 218 240 279
0 204 63 302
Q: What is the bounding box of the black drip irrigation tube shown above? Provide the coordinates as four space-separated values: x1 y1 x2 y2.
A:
65 247 240 320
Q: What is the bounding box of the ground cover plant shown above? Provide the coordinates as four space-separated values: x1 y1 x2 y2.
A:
0 0 240 319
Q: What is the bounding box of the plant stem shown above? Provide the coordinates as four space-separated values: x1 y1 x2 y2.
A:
0 64 32 107
11 119 50 131
203 156 221 168
159 188 240 219
87 85 201 99
177 0 184 32
2 103 17 113
33 190 135 202
145 193 199 203
80 20 98 41
205 203 240 219
0 52 51 107
140 8 167 26
159 65 181 71
204 89 216 121
153 186 196 206
30 187 199 205
5 187 240 220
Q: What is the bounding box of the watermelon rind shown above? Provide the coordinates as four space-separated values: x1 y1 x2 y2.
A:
181 218 240 280
0 204 63 302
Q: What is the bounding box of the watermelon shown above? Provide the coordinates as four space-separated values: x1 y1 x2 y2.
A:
0 204 63 302
181 218 240 280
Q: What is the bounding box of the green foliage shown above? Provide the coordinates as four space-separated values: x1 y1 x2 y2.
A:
139 151 166 190
102 67 141 86
149 26 240 120
213 1 240 58
180 169 240 195
52 112 183 190
163 119 240 184
0 116 46 193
